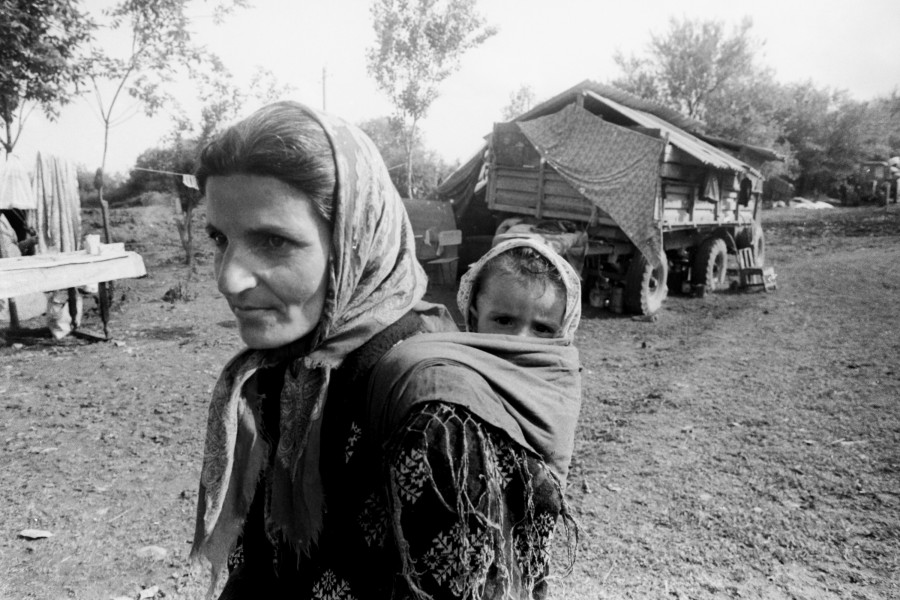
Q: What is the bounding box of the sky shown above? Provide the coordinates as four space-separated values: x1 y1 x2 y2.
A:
11 0 900 174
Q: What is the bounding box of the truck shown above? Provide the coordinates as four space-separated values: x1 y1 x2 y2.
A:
437 80 781 315
855 160 898 204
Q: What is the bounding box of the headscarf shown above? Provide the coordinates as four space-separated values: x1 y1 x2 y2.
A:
191 104 430 584
456 237 582 338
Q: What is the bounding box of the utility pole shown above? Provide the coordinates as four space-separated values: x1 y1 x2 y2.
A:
321 66 327 111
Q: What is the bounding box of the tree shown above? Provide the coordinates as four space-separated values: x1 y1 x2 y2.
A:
161 64 295 267
501 84 536 121
173 62 296 150
367 0 496 198
612 16 758 123
358 115 453 198
85 0 244 243
856 94 900 160
773 83 869 195
0 0 92 155
703 70 787 151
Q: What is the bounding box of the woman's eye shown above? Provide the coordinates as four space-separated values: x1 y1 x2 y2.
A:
264 236 288 250
208 231 227 248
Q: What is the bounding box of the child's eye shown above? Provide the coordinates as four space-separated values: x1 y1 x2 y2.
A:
533 324 560 337
493 316 513 326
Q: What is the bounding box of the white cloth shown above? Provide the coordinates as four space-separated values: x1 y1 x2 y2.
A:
0 154 36 210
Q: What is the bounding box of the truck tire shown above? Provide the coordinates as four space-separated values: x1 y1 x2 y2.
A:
735 222 766 266
624 250 668 316
693 237 728 290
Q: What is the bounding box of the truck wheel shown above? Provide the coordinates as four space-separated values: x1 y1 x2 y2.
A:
735 222 766 266
693 237 728 290
624 250 668 315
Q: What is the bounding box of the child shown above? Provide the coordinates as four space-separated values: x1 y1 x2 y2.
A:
457 236 582 339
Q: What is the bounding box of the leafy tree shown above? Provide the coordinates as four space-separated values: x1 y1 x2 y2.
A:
367 0 496 198
609 51 662 105
612 16 758 123
358 115 453 198
0 0 92 155
611 16 900 199
173 63 296 150
773 83 870 195
857 94 900 160
85 0 244 243
162 64 295 266
501 84 536 121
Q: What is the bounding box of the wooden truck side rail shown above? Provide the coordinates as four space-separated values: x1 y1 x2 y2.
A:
487 162 759 230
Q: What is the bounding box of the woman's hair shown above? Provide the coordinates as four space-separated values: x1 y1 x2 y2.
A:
472 245 567 303
195 101 337 223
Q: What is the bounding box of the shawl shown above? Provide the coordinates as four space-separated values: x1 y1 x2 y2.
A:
191 104 432 585
456 236 582 338
367 332 582 486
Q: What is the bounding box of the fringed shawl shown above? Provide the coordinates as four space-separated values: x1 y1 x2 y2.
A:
191 104 429 588
367 332 582 487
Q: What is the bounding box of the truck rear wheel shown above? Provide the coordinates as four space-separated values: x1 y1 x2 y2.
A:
735 222 766 266
693 237 728 290
624 250 668 315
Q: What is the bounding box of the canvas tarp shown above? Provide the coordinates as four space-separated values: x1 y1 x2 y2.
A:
516 104 666 269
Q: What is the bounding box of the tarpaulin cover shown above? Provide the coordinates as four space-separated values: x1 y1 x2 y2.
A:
517 104 666 268
32 153 81 253
0 154 36 210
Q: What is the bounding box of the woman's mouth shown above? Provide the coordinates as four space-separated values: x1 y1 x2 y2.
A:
232 304 272 315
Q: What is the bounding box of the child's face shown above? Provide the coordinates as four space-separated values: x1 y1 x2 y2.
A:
471 271 566 338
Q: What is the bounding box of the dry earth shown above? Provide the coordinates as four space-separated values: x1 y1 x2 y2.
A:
1 202 898 600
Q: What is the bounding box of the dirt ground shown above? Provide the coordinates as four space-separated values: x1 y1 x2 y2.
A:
1 202 898 600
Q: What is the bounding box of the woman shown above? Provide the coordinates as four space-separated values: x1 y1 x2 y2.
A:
191 101 579 600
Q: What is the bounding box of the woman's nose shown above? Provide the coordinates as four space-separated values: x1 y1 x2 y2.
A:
216 246 256 296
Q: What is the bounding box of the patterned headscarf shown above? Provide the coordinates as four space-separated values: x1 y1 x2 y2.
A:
457 237 582 339
191 104 428 584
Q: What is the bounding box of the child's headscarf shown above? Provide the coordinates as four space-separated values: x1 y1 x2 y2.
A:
456 237 582 338
191 103 430 585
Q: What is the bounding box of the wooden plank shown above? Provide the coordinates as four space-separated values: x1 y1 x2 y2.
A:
536 160 546 218
0 249 147 298
664 198 689 211
495 175 540 195
660 162 693 180
542 180 583 200
663 209 691 223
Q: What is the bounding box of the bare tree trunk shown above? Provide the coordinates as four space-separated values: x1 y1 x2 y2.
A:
405 119 418 199
98 123 113 245
175 203 194 267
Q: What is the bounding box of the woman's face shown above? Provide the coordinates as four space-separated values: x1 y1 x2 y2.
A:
470 271 565 338
205 174 332 349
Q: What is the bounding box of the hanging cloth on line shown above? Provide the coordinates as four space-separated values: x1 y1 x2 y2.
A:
132 167 199 191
